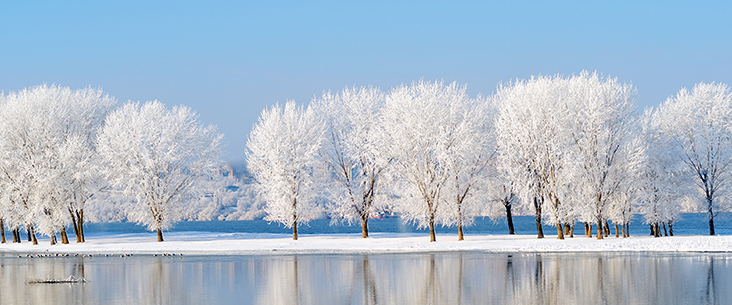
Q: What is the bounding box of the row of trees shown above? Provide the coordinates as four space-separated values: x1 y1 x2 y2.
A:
0 85 223 244
248 72 732 241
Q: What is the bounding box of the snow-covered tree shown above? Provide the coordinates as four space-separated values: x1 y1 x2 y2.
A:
383 80 474 242
650 82 732 235
313 86 391 238
494 75 574 239
246 101 325 240
440 96 495 240
0 84 115 245
564 72 639 239
97 101 223 242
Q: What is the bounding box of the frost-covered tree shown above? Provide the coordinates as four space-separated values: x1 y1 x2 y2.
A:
313 86 391 238
440 96 494 241
494 75 574 239
0 85 114 245
97 101 223 242
247 101 325 240
650 82 732 235
383 80 473 242
565 72 639 239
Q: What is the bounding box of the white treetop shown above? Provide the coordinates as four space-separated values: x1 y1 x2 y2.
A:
246 101 325 240
312 86 391 238
97 101 223 242
439 96 495 240
649 82 732 235
0 84 115 244
383 80 473 242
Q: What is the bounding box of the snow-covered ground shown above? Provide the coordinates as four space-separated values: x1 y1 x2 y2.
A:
1 232 731 255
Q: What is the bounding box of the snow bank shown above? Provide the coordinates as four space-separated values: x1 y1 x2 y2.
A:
1 232 731 255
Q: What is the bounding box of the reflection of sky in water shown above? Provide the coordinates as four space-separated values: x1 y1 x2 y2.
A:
0 253 730 305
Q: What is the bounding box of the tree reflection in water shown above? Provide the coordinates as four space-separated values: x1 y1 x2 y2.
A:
0 252 730 305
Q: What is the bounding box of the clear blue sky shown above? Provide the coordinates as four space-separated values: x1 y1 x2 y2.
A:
1 1 730 162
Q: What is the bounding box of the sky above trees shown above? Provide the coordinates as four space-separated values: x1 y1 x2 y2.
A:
1 1 730 161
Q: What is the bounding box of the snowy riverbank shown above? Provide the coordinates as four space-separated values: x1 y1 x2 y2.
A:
1 232 731 255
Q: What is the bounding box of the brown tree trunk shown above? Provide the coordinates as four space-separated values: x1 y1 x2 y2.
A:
534 197 544 239
615 223 619 238
12 228 19 243
50 234 57 246
584 222 589 236
570 223 575 238
604 220 610 237
292 220 298 240
669 220 674 236
650 224 654 236
654 223 661 238
0 219 4 243
70 210 80 242
621 223 626 238
157 228 164 242
625 223 630 237
596 219 603 240
564 223 571 236
77 210 85 242
556 222 564 240
361 218 369 238
506 204 515 234
60 228 69 244
30 225 37 245
429 219 436 242
27 227 32 242
458 225 464 241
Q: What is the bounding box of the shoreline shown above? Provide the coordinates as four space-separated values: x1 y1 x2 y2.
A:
1 232 730 256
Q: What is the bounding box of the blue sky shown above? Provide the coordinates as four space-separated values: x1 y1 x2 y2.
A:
1 1 730 162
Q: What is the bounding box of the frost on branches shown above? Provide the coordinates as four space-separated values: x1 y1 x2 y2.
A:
313 86 391 238
96 101 223 242
383 80 482 242
247 101 325 240
650 82 732 236
0 85 114 245
495 72 639 240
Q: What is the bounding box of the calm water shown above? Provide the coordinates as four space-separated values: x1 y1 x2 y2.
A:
0 252 730 305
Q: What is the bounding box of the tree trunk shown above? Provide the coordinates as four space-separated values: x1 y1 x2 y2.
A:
663 222 668 236
615 223 619 238
625 223 630 237
650 224 654 236
505 204 515 235
458 225 464 241
596 219 603 240
361 218 369 238
30 225 37 245
292 220 298 240
27 227 32 242
654 223 661 238
563 223 571 236
604 220 610 237
77 210 85 242
534 197 544 239
707 198 715 235
621 223 626 238
70 210 80 242
669 220 674 236
60 228 69 244
157 228 164 242
584 222 589 236
50 234 57 246
0 219 4 243
570 223 575 238
429 219 436 242
12 228 19 243
556 222 564 240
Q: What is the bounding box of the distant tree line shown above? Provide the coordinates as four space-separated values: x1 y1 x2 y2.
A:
248 72 732 241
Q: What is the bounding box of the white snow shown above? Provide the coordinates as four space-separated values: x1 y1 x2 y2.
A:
1 233 731 255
